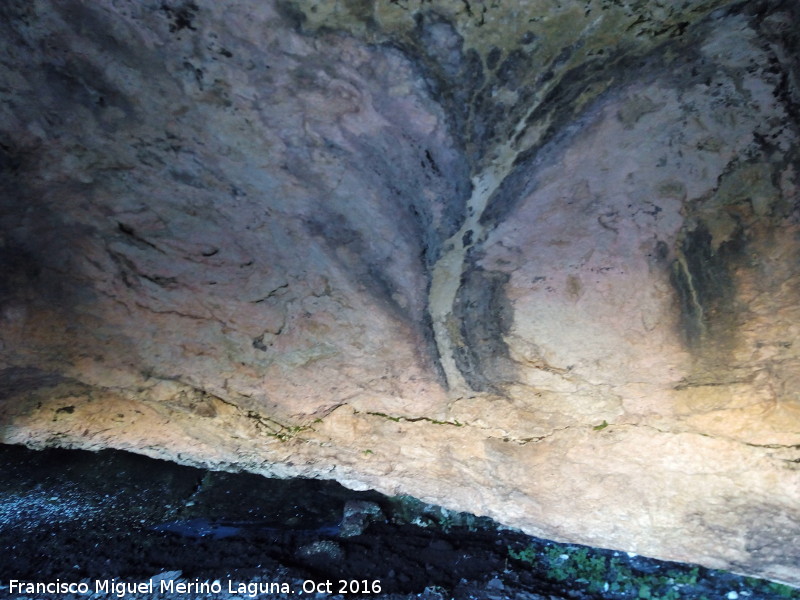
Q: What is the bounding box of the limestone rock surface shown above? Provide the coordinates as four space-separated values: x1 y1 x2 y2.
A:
1 0 799 585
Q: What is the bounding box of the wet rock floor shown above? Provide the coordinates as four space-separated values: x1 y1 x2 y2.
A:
0 445 797 600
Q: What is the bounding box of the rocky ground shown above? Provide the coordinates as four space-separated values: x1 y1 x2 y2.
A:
0 445 798 600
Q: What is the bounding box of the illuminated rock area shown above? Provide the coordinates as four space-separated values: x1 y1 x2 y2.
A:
1 0 798 586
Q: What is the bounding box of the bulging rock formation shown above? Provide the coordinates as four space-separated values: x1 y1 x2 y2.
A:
1 0 799 585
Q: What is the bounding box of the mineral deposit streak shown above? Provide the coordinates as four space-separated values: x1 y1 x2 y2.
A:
428 104 550 395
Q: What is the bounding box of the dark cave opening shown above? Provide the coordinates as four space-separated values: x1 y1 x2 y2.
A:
0 444 797 600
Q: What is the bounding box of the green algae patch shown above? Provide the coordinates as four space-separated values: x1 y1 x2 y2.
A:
508 539 800 600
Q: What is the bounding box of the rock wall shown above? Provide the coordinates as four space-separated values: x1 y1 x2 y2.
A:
1 0 799 585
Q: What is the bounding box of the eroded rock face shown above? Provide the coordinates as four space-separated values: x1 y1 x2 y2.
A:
1 0 799 585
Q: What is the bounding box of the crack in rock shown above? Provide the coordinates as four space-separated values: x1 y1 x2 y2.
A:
364 411 464 427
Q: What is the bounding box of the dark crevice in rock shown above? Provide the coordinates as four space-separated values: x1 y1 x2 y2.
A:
364 411 463 427
116 222 164 253
250 283 289 304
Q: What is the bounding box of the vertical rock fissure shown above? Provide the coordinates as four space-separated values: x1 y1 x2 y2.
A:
428 106 551 395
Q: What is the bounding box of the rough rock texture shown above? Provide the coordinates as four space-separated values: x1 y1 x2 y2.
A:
1 0 799 586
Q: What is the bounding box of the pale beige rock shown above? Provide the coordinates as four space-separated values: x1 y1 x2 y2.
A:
1 0 799 586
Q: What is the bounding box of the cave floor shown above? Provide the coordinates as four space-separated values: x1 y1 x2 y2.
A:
0 445 797 600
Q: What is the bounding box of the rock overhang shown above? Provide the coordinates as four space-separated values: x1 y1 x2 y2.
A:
0 0 799 586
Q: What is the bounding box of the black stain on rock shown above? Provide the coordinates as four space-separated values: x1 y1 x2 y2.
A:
386 13 483 166
414 13 465 79
670 223 745 348
342 0 376 28
303 211 409 322
54 2 134 57
341 130 470 269
0 141 24 176
0 1 39 31
160 1 199 33
459 47 489 163
0 145 101 324
0 244 42 305
423 149 440 175
476 58 619 230
738 503 800 578
42 59 126 113
752 1 800 124
477 20 717 233
302 199 448 386
647 239 671 268
274 0 307 32
468 85 505 161
0 367 66 402
486 46 502 71
453 266 515 393
495 48 529 91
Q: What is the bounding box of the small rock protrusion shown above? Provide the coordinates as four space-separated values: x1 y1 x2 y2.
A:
339 500 384 537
